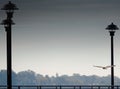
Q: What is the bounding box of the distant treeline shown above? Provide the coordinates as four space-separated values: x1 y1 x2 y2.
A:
0 70 120 85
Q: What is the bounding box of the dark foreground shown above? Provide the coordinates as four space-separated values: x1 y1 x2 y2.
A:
0 85 120 89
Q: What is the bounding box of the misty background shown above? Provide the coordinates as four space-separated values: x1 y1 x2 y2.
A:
0 0 120 77
1 70 120 85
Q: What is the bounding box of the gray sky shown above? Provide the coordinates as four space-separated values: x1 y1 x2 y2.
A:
0 0 120 77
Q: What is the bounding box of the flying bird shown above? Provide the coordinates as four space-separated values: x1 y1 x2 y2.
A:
93 65 116 70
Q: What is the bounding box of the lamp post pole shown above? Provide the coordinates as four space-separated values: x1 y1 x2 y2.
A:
110 31 114 87
6 21 12 89
1 1 18 89
106 22 119 88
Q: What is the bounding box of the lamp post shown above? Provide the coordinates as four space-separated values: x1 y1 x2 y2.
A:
106 22 119 88
1 1 18 89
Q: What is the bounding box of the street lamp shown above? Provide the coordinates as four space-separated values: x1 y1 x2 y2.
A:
1 1 18 89
106 22 119 88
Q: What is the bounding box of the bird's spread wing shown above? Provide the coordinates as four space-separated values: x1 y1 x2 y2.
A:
93 65 103 68
112 65 116 67
105 66 111 68
105 65 116 68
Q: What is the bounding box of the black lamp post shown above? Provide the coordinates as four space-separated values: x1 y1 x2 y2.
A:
1 1 18 89
106 22 119 88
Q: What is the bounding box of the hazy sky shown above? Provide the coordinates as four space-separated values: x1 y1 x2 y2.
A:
0 0 120 77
